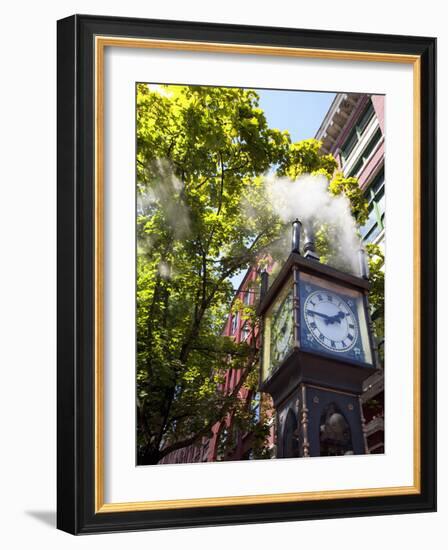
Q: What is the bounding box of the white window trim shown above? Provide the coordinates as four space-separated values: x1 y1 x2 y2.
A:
342 116 381 175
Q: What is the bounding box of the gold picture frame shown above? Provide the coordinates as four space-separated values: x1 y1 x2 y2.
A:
57 15 436 534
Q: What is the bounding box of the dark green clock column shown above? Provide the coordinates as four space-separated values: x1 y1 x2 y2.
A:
258 223 378 458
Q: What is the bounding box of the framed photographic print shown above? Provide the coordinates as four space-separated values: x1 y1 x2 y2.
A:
57 14 436 534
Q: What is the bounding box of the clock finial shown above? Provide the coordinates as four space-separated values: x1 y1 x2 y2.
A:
303 224 320 261
291 219 302 253
358 248 369 279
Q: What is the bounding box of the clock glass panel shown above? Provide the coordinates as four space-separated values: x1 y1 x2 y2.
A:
262 281 295 382
299 273 372 365
270 289 294 369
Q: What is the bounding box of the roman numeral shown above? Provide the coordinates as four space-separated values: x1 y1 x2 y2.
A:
310 322 317 329
349 323 354 329
310 300 316 306
319 333 325 341
327 294 333 301
331 340 336 348
317 294 323 301
347 334 354 341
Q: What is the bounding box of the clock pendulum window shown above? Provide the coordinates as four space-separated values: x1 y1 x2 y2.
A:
258 220 378 458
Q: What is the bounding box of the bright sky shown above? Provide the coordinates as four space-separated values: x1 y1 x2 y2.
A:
256 88 336 143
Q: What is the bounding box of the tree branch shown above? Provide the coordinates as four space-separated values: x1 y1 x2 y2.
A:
158 355 257 460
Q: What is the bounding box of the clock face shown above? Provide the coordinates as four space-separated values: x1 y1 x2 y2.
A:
270 292 294 367
304 290 358 353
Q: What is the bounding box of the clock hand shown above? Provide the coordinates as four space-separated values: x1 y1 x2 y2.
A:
308 310 349 325
326 311 344 324
306 309 332 324
330 311 350 324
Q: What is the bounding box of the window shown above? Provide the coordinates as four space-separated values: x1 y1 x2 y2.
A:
230 313 238 335
251 392 261 422
340 102 375 164
240 322 250 342
357 101 376 134
360 170 385 243
216 425 229 461
243 289 252 306
347 127 382 177
227 369 234 391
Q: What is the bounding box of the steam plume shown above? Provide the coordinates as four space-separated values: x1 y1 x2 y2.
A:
265 174 362 274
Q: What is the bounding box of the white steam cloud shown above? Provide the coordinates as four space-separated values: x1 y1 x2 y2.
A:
137 159 191 242
137 162 363 277
265 174 362 274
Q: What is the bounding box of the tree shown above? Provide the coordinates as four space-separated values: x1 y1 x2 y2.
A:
136 84 379 464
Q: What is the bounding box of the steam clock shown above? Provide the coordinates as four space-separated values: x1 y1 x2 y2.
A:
258 220 379 458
